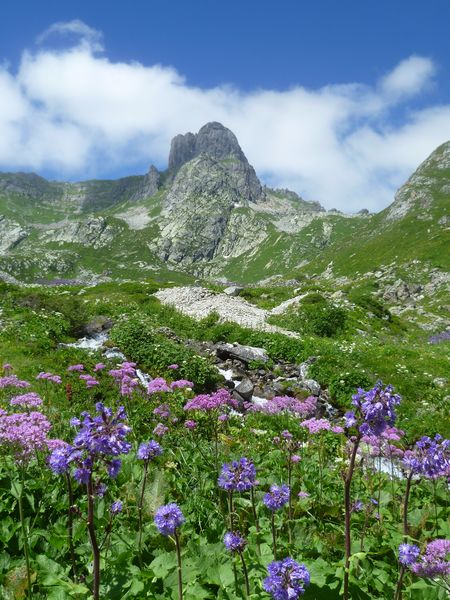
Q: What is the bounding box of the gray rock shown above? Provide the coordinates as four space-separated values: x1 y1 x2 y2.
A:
301 379 321 396
224 286 244 296
235 377 254 400
215 342 269 365
84 316 113 336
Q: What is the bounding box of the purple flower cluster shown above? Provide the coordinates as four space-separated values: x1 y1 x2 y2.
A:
36 372 62 384
0 410 52 461
218 458 256 492
300 418 332 434
170 379 193 389
346 382 401 437
0 375 31 389
263 484 290 511
10 392 43 408
154 503 185 536
403 434 450 479
147 377 171 394
428 330 450 345
399 543 420 565
223 531 247 553
153 403 171 419
185 388 237 412
137 439 163 461
109 362 139 396
411 539 450 578
67 364 84 372
49 403 131 483
263 558 310 599
153 423 169 437
247 395 316 417
79 374 99 389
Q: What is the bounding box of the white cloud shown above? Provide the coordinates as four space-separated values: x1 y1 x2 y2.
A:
0 21 449 212
36 19 104 53
380 55 436 100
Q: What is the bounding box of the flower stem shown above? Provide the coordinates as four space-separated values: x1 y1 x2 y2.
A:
174 530 183 600
17 479 33 598
394 566 406 600
403 472 413 538
65 474 77 581
138 460 149 563
228 491 234 530
287 458 293 545
86 477 100 600
271 512 277 560
239 551 250 597
250 487 261 555
343 434 361 600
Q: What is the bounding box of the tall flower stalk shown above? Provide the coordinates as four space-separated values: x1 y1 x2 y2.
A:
136 440 163 561
224 532 250 597
342 382 401 600
154 503 185 600
48 403 131 600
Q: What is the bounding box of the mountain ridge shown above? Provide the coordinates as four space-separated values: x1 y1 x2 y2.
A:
0 123 448 285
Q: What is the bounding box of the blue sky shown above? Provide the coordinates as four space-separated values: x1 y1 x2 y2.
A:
0 0 449 211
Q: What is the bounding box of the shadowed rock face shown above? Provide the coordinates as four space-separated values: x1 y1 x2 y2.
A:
169 122 246 171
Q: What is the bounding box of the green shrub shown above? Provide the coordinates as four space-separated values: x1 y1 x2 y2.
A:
110 318 220 390
328 370 373 410
301 300 347 337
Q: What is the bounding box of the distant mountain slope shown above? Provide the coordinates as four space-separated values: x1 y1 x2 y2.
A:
0 123 448 285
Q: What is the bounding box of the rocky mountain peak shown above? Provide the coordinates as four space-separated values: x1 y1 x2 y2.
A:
168 121 247 173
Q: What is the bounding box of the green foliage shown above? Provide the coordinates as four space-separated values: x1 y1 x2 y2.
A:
328 370 373 410
110 317 220 390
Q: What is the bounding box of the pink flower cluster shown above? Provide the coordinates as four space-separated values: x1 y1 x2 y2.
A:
10 392 43 408
67 364 84 372
147 378 171 394
79 374 99 389
184 388 237 412
248 395 317 417
36 372 62 384
170 379 193 390
360 426 405 458
0 410 52 462
109 362 139 396
411 539 450 578
0 375 31 389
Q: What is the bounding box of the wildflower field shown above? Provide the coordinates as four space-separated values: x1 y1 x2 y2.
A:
0 281 448 599
1 361 449 599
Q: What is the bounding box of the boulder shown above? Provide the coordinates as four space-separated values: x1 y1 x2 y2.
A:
215 342 269 365
300 379 321 396
84 316 113 336
235 377 254 400
223 286 244 297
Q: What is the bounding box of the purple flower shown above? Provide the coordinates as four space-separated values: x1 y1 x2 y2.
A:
147 377 171 394
247 395 316 417
291 454 301 464
264 484 290 511
48 443 73 474
67 364 84 372
0 375 30 389
154 503 185 536
171 379 193 389
300 418 331 434
94 363 106 372
344 411 358 428
399 543 420 566
218 414 229 422
0 411 52 462
218 458 256 492
111 500 123 515
168 364 179 370
184 388 237 412
50 404 131 483
184 420 197 430
10 392 43 408
297 491 310 499
36 372 62 384
109 362 139 396
2 363 13 371
137 440 163 461
351 382 401 437
263 557 310 599
223 531 247 553
351 500 364 513
153 423 169 437
411 539 450 578
153 403 171 419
